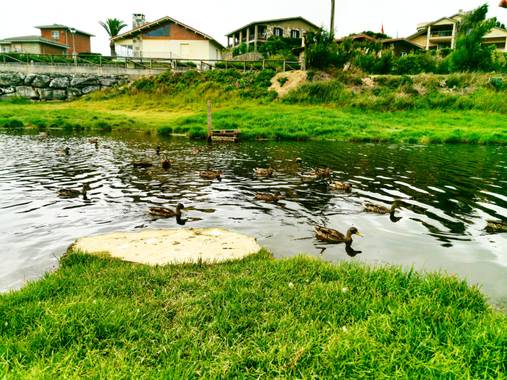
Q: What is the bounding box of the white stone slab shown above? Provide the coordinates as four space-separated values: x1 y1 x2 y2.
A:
72 228 261 266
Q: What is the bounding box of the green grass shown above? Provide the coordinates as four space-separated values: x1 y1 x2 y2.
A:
1 70 506 144
1 251 506 378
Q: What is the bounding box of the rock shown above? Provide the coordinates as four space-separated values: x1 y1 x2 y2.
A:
39 88 67 100
99 77 119 87
32 75 51 88
81 85 101 94
67 87 82 99
15 86 39 99
0 87 16 95
0 73 24 86
24 74 37 85
72 228 262 266
70 76 99 87
49 76 70 89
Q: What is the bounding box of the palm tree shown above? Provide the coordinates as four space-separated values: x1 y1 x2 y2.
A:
330 0 336 37
99 18 127 57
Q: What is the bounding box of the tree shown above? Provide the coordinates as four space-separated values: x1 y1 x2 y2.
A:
99 18 127 57
330 0 336 38
451 4 497 71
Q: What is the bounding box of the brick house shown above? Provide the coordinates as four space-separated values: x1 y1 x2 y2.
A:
35 24 94 54
112 14 224 60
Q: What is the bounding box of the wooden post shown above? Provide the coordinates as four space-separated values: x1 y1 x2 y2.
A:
283 60 286 72
207 100 213 143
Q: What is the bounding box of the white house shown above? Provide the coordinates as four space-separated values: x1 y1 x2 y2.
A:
112 14 224 61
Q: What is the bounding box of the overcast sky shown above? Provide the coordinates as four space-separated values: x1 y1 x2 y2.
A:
2 0 506 53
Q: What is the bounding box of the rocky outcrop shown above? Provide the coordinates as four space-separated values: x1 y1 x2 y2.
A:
0 72 128 100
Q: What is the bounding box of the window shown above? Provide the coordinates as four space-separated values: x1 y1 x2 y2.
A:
144 24 170 37
273 27 283 37
51 31 60 40
290 30 300 39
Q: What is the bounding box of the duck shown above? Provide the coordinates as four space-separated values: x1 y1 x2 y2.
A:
156 146 161 156
89 138 99 144
255 191 284 203
132 161 154 169
149 203 185 218
255 168 274 177
58 183 91 200
364 201 402 222
58 147 70 156
485 220 507 234
295 157 303 164
200 170 222 181
329 181 352 192
192 147 201 155
300 168 332 181
315 226 363 244
161 160 171 170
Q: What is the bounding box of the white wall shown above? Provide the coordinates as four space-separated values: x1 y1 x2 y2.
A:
115 39 222 60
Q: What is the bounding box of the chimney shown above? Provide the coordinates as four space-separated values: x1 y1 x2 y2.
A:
133 14 146 29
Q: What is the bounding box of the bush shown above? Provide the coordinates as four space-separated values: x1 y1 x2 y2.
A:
488 77 505 91
393 53 437 75
0 118 24 128
157 126 173 136
94 121 112 132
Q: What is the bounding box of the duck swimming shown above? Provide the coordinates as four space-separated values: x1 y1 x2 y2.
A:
364 201 402 222
58 183 91 200
485 220 507 234
255 168 274 177
58 147 70 156
200 170 222 181
329 181 352 192
149 203 185 218
161 160 171 170
315 226 363 245
255 191 284 203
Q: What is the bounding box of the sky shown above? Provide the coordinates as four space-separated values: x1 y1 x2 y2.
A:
1 0 506 54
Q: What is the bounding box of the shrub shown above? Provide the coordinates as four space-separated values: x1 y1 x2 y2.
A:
94 121 112 132
488 77 505 91
0 118 24 128
157 126 173 136
277 76 289 87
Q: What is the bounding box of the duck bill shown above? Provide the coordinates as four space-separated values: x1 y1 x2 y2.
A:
356 232 364 237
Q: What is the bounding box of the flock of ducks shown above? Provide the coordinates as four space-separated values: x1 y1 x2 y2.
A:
55 142 507 251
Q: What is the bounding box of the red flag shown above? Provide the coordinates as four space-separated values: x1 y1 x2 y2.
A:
381 24 385 34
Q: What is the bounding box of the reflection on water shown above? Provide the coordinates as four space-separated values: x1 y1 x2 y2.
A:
0 130 506 304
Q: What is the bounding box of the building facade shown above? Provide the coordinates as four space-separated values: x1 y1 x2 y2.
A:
36 24 94 54
112 14 224 61
0 36 68 55
226 17 320 52
407 11 507 51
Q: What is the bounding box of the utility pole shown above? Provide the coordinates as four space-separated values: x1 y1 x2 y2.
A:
330 0 336 37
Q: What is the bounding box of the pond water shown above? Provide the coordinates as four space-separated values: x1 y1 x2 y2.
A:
0 130 506 305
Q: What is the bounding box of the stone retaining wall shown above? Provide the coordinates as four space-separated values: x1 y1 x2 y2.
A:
0 71 129 100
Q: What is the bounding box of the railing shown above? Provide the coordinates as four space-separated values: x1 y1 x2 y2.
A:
0 52 300 72
431 30 453 38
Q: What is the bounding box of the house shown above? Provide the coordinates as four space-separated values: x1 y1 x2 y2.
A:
226 17 320 52
0 35 68 55
35 24 94 54
112 14 224 60
407 10 507 51
381 38 423 56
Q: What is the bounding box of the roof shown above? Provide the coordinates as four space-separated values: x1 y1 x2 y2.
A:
112 16 225 49
381 38 423 49
336 33 377 42
35 24 95 37
226 17 320 36
0 35 69 49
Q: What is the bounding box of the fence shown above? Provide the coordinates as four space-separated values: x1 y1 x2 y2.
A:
0 53 301 73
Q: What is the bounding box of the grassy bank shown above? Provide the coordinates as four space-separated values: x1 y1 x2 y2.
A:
1 70 506 144
1 251 506 378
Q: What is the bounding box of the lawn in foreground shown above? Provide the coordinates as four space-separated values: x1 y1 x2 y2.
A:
1 251 506 378
1 100 506 144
